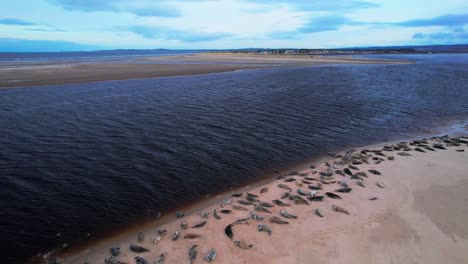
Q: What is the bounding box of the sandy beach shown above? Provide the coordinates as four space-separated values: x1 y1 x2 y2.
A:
40 134 468 264
0 53 411 88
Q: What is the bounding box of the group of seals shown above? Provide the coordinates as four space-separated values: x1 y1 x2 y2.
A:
97 136 465 264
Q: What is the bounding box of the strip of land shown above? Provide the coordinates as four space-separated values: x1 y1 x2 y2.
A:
0 53 411 88
41 135 467 264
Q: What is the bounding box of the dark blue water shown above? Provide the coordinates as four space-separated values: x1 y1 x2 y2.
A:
0 54 467 263
0 50 203 63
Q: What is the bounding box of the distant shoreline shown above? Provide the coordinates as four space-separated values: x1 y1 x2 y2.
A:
0 53 411 88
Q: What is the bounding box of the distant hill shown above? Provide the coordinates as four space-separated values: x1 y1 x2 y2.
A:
343 44 468 53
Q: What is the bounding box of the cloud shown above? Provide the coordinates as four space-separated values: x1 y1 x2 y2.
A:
48 0 181 17
25 28 66 32
0 38 101 52
398 14 468 27
129 26 231 42
248 0 379 11
0 18 36 26
413 28 468 41
298 15 359 33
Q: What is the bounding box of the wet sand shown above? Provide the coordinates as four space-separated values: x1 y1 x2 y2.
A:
47 135 467 264
0 53 411 88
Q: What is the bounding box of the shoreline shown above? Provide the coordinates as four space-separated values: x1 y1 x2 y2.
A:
34 123 468 264
0 53 412 88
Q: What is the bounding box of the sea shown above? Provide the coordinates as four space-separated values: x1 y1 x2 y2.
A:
0 53 467 263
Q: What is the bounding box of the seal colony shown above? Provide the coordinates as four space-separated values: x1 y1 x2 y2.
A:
45 135 467 264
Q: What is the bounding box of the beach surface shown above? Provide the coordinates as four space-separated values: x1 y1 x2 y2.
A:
48 135 467 264
0 53 410 88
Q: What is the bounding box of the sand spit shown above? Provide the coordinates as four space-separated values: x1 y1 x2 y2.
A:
35 134 468 264
0 53 411 88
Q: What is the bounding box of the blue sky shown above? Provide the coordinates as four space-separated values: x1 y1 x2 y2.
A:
0 0 467 51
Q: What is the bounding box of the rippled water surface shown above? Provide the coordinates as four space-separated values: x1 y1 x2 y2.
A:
0 54 467 262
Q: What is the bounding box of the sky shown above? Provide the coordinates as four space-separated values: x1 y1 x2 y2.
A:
0 0 467 51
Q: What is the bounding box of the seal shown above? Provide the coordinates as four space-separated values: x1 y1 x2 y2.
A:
110 247 120 257
308 185 322 190
257 224 272 236
260 187 268 194
247 192 259 198
368 169 381 175
315 208 324 217
273 199 290 206
255 205 272 213
278 184 292 191
213 209 221 220
189 245 198 264
155 252 167 264
181 220 189 230
250 211 265 221
233 218 251 225
233 205 249 211
376 182 385 188
297 189 307 196
335 170 345 176
225 224 234 240
231 193 242 197
270 216 289 224
135 256 147 264
130 244 150 253
343 168 353 176
238 200 253 205
415 147 426 153
290 194 310 205
285 178 295 182
335 187 352 193
137 232 144 242
259 201 275 208
308 196 324 201
220 209 232 214
234 240 254 249
280 209 297 219
325 192 342 199
281 192 290 199
332 205 349 215
176 211 185 218
348 165 359 170
184 234 201 239
220 199 232 207
191 220 207 228
246 196 259 203
357 180 365 188
205 248 216 262
200 211 210 219
369 197 379 201
172 231 180 241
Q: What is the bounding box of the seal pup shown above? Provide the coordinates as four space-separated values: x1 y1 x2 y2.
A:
181 220 188 230
172 231 180 241
184 234 201 239
189 245 198 264
155 252 167 264
368 169 381 175
335 187 352 193
280 209 297 219
315 209 324 217
220 209 232 214
225 224 234 239
233 205 249 211
376 182 385 188
278 184 292 191
235 240 254 249
325 192 342 199
130 244 150 253
250 211 265 221
260 187 268 194
213 209 221 220
273 199 290 206
257 224 272 236
255 205 272 213
191 220 207 228
135 256 147 264
270 216 289 224
204 249 216 262
332 205 350 215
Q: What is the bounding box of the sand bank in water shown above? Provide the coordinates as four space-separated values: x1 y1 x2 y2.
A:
0 53 410 88
46 135 467 264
